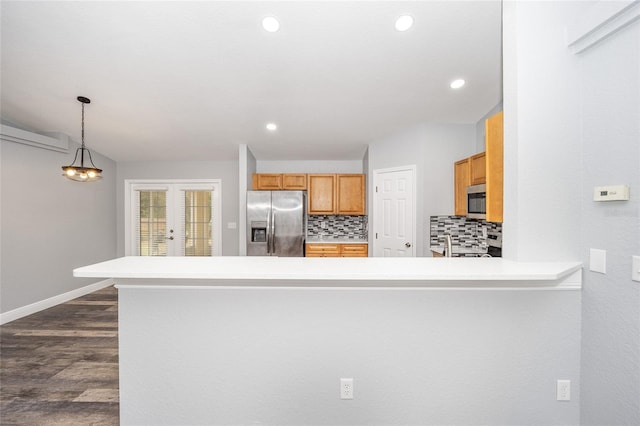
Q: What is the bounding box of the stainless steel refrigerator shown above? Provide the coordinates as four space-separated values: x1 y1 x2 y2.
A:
246 191 306 256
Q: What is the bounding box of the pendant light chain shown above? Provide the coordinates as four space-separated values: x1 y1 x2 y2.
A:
81 100 85 147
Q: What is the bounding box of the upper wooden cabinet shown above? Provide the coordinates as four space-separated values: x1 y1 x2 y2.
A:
337 174 365 215
253 173 282 190
254 172 365 215
282 174 307 190
454 158 470 216
452 111 503 222
485 111 504 223
470 152 486 185
252 173 307 190
307 174 337 214
307 173 366 215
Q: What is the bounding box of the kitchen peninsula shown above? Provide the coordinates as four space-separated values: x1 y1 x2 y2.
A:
75 256 582 425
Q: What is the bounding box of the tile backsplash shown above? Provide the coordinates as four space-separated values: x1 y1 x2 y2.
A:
307 215 367 239
429 216 502 253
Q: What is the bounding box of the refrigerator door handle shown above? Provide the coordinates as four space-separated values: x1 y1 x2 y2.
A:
266 208 271 254
271 210 276 254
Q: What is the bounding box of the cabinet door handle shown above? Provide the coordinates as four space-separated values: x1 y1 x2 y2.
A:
405 242 412 248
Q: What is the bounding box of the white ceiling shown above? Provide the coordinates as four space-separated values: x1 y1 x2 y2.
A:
1 1 502 162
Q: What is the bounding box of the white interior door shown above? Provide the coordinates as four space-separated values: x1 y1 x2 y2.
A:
125 180 221 256
373 166 416 257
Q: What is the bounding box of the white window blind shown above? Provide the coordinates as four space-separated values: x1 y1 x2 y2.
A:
180 190 213 256
135 189 169 256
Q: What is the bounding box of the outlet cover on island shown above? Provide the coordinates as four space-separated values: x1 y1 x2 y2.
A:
557 380 571 401
590 249 606 274
340 378 353 400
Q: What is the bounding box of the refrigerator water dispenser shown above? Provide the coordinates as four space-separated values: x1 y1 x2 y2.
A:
251 221 267 243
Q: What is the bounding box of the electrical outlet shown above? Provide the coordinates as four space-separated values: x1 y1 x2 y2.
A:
557 380 570 401
340 378 354 400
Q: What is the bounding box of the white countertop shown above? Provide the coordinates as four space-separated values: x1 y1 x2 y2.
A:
430 246 487 255
74 256 582 286
306 237 368 244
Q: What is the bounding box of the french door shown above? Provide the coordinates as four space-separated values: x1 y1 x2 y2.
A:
125 180 221 256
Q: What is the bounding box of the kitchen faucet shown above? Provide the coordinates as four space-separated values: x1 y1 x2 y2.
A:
444 234 453 258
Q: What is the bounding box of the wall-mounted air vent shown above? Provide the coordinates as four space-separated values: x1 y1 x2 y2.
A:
1 124 69 153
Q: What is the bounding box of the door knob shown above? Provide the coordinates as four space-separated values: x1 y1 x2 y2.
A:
405 242 412 248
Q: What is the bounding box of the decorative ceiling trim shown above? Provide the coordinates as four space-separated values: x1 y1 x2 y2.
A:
567 0 640 54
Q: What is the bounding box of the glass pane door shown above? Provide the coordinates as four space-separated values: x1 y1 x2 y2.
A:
183 190 212 256
137 190 169 256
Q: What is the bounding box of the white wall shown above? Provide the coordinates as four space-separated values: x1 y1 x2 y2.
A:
504 1 640 424
238 144 256 256
502 1 582 262
119 285 581 425
0 140 117 314
116 160 239 256
577 11 640 426
257 160 363 173
367 124 476 256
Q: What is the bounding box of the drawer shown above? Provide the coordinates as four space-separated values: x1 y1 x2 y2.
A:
340 244 368 257
305 244 340 257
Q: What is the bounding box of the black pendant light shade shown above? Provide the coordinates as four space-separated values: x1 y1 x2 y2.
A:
62 96 102 182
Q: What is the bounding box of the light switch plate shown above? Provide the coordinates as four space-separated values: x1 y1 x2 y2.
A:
227 222 237 229
633 256 640 282
590 249 606 274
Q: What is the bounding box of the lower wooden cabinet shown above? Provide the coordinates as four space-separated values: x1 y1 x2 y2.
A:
305 243 341 257
339 244 368 257
305 243 368 257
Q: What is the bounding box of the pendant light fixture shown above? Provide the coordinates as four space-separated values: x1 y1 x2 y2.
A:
62 96 102 182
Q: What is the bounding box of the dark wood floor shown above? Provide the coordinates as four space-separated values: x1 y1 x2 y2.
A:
0 286 119 425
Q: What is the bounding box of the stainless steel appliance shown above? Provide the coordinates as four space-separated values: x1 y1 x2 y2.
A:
246 191 306 256
467 184 486 219
487 228 502 257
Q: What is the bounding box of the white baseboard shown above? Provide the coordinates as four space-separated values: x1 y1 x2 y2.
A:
0 279 115 325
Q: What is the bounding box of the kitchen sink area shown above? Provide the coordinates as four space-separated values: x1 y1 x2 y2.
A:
430 215 502 257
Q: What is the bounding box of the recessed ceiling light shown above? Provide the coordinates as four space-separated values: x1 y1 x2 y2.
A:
266 123 277 131
262 16 280 32
450 79 466 89
395 15 414 32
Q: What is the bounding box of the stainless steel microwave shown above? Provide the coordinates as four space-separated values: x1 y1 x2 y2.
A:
467 184 486 219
